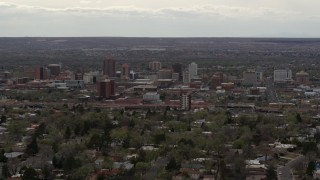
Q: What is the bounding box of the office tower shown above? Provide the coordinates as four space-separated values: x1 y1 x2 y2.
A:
211 75 221 89
172 63 183 80
103 57 116 78
74 73 83 80
243 70 258 86
188 62 197 79
97 79 115 99
121 63 129 80
180 93 191 111
183 70 190 84
158 69 173 79
47 64 61 77
172 73 179 81
149 61 162 71
274 69 292 82
296 71 310 85
35 66 48 80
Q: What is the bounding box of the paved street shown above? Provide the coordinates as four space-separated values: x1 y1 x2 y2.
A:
266 77 279 103
277 155 305 180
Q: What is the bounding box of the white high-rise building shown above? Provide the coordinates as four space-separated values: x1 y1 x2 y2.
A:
274 69 292 82
188 62 198 79
180 93 191 110
183 70 190 84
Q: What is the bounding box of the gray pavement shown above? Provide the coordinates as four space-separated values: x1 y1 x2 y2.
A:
277 155 305 180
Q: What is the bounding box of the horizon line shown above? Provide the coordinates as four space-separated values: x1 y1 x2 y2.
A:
1 36 320 39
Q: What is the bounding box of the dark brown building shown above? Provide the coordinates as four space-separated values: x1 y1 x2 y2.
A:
295 71 310 85
47 64 61 77
103 57 116 78
97 79 115 99
121 64 129 80
35 66 47 80
172 63 183 80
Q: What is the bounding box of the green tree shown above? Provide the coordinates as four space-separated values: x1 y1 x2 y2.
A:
33 123 46 138
0 114 6 124
87 134 102 150
302 142 318 155
296 113 302 123
74 123 81 136
23 167 38 180
266 165 277 180
64 126 71 140
52 142 59 153
63 156 82 171
52 155 62 169
97 174 105 180
153 133 166 145
0 149 7 163
166 158 180 171
306 161 316 176
25 137 39 155
42 165 50 180
2 164 10 178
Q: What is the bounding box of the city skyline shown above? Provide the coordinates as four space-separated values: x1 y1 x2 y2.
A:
0 0 320 37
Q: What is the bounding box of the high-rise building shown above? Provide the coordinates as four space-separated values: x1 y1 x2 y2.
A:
180 93 191 111
183 70 190 84
149 61 161 71
172 63 183 80
243 70 258 86
158 69 173 79
35 66 48 80
274 69 292 82
97 79 115 99
103 57 116 78
74 73 83 80
211 75 221 89
172 73 179 81
47 64 61 77
188 62 197 79
296 71 310 85
121 64 129 80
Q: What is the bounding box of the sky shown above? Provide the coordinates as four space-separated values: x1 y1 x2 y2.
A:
0 0 319 37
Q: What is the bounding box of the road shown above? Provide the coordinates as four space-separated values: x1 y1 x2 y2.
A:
143 156 169 180
266 77 279 103
277 155 305 180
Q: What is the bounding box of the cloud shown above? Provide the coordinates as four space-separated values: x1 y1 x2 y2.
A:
0 2 290 18
0 1 319 37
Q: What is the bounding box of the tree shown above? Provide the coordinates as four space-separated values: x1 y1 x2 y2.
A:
52 142 58 153
74 123 81 136
33 123 46 138
153 133 166 145
306 161 316 176
25 137 39 155
166 158 180 171
0 149 7 163
296 113 302 123
87 134 102 150
266 165 277 180
42 165 50 180
52 155 62 169
22 167 38 180
64 126 71 140
63 156 82 171
314 131 320 143
302 142 318 155
2 164 11 178
0 114 6 124
97 174 105 180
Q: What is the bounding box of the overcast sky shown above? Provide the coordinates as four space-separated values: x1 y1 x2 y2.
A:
0 0 319 37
